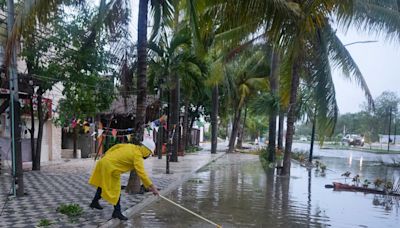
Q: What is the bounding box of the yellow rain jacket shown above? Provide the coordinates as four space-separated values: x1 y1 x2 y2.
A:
88 144 153 205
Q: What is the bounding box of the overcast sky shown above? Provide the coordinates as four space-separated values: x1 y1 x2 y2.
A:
333 29 400 114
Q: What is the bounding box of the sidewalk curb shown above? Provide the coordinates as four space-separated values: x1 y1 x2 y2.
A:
99 151 226 228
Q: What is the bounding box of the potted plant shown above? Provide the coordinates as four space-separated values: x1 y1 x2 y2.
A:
363 179 371 188
320 163 327 173
374 178 384 189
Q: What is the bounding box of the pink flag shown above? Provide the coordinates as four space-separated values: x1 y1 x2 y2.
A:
112 129 117 138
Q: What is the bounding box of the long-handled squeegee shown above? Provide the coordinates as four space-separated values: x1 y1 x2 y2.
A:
159 195 222 228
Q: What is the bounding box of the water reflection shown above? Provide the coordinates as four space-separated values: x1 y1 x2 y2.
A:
126 154 400 228
349 152 353 166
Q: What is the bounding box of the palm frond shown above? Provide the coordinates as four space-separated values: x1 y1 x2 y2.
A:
169 25 191 55
150 0 173 42
323 22 374 108
4 0 68 76
337 0 400 43
311 28 339 141
249 92 279 116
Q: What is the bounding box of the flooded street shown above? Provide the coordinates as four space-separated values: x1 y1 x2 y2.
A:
124 152 400 228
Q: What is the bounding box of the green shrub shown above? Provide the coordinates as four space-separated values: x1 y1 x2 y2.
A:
38 219 52 227
57 204 83 218
186 146 201 153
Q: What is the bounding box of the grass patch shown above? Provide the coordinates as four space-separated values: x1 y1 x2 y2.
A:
259 147 280 170
185 146 202 153
57 204 83 218
37 219 52 227
188 179 204 183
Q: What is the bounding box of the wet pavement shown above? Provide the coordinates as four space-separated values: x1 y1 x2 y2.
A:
1 142 399 227
129 153 400 228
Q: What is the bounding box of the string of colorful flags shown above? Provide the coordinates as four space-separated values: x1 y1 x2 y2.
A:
79 115 168 140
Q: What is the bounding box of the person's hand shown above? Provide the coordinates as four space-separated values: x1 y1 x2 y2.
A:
149 185 159 196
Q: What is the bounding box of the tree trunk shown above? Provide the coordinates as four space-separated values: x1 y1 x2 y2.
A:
277 111 284 150
282 60 300 176
157 86 164 159
236 107 247 149
127 0 148 194
169 74 180 162
73 125 77 158
236 123 243 149
267 47 280 162
211 85 218 154
182 98 189 152
228 108 242 153
30 96 36 170
33 90 44 170
309 108 316 163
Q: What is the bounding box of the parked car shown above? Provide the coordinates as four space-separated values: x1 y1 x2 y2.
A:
342 134 364 146
300 136 308 142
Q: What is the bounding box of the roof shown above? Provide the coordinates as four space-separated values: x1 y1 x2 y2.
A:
104 95 158 115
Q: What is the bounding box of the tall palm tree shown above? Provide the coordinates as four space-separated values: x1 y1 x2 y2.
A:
148 21 207 156
267 46 280 162
224 48 269 153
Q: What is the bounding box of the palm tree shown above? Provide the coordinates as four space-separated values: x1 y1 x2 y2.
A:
134 0 149 142
211 0 400 175
224 48 269 153
266 46 281 162
148 20 207 155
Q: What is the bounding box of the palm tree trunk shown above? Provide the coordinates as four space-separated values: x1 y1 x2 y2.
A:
182 98 189 152
188 105 200 146
309 107 317 162
33 90 44 170
236 107 247 149
236 123 243 149
127 0 148 194
228 107 242 153
282 61 301 175
211 85 218 154
169 73 180 162
277 111 284 150
267 47 280 162
30 96 36 170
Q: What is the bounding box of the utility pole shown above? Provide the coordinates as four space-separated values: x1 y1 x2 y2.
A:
388 107 392 152
394 112 397 144
309 107 317 163
157 81 163 160
7 0 24 196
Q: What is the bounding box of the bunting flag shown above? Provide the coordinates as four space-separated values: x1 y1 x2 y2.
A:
112 129 118 138
71 119 77 128
97 129 104 138
83 125 90 134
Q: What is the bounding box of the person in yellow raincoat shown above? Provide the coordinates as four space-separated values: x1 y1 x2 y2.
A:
88 139 159 220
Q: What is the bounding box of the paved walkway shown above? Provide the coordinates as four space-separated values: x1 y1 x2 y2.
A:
0 143 226 227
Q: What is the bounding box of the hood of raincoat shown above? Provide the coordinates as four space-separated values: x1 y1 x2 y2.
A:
141 138 155 155
140 142 153 158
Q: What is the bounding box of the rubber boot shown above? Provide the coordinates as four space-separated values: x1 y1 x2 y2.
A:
90 200 103 210
112 210 128 220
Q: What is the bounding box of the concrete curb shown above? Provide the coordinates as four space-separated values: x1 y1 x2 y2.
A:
99 151 226 228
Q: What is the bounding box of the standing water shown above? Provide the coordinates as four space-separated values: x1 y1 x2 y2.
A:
123 153 399 227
